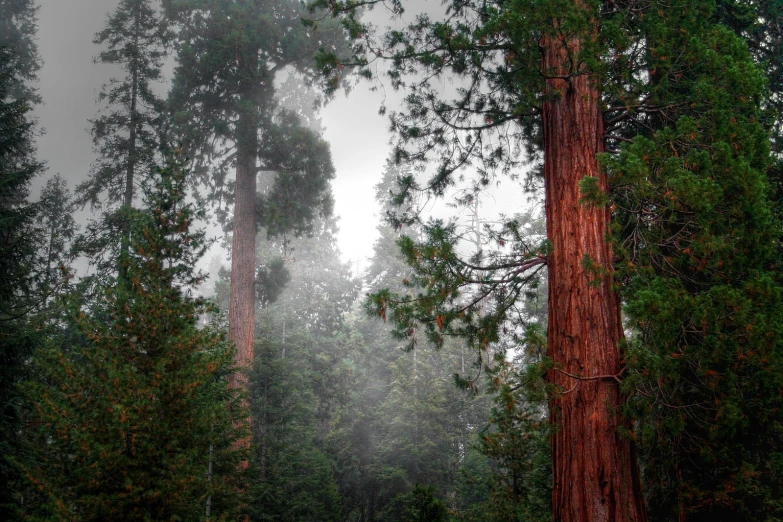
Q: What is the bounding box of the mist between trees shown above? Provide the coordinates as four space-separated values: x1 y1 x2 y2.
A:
2 1 783 521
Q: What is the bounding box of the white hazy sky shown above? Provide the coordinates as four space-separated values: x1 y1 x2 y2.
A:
32 0 396 272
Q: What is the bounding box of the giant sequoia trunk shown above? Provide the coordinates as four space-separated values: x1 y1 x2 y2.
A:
541 16 647 522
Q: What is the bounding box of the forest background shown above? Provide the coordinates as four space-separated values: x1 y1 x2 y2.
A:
2 1 783 521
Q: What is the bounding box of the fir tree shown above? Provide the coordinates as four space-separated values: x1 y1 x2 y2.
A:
0 46 42 316
249 326 345 522
324 159 494 522
24 157 248 521
34 174 76 300
245 211 358 521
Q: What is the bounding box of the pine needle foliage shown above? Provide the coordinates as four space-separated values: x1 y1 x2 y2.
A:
0 0 41 103
24 157 248 521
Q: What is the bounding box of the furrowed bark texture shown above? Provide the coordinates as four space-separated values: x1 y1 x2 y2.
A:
541 20 646 522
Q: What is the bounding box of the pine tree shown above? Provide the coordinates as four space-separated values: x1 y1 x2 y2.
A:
75 0 170 282
249 326 345 522
0 46 41 314
162 0 344 408
323 159 495 522
311 1 783 519
24 157 248 521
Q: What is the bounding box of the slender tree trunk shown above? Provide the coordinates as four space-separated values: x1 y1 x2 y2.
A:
125 60 137 214
541 12 646 522
119 22 139 283
205 442 213 520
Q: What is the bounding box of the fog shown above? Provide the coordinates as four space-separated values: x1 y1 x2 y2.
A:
34 0 399 271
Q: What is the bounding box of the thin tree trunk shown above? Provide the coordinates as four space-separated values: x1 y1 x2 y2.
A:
205 443 213 520
119 17 140 283
541 11 646 522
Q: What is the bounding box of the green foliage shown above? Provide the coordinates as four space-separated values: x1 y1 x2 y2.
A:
0 45 42 309
606 9 783 520
399 484 447 522
249 328 345 522
0 43 44 518
256 110 336 238
163 0 341 236
578 175 609 208
255 256 291 308
24 158 248 521
0 0 41 103
715 0 783 154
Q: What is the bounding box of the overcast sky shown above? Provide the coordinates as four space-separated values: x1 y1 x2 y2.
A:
32 0 397 274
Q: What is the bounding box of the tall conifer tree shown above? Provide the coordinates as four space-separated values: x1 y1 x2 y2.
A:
76 0 170 280
0 43 44 516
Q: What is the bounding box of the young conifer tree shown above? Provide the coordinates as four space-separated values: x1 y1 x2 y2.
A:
35 175 76 297
25 157 248 521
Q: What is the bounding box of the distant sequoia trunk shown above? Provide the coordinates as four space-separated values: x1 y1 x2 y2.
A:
228 42 260 462
229 110 257 392
541 11 647 522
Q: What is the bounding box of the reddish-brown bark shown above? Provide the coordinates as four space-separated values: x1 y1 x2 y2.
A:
541 15 646 522
228 111 257 464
